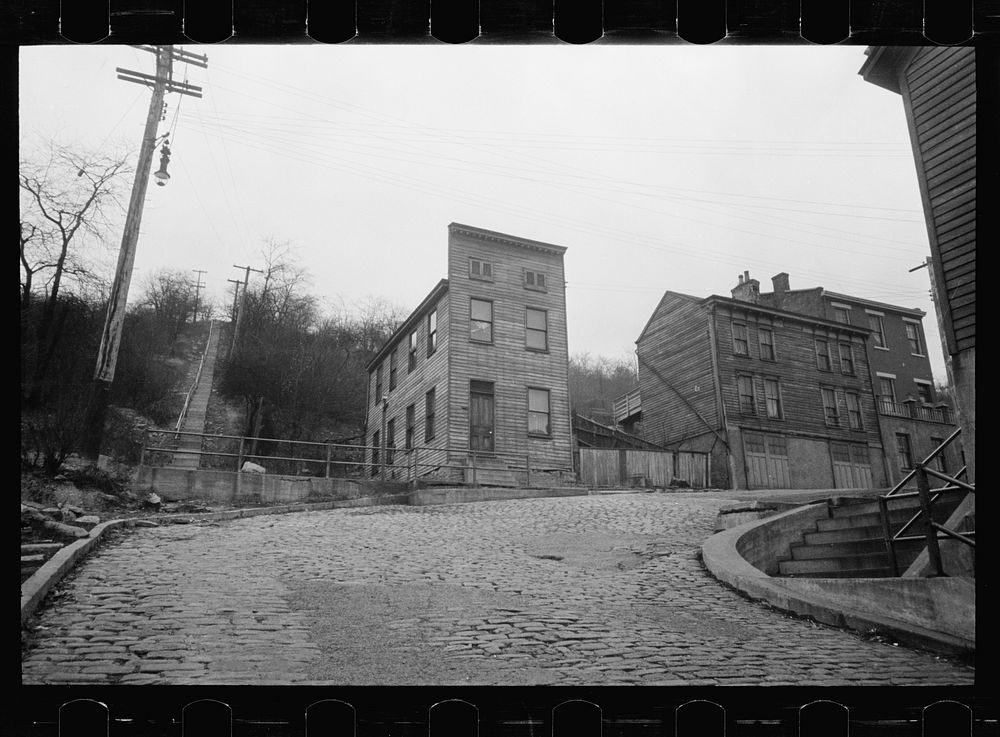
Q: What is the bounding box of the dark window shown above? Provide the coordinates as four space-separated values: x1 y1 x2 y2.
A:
525 270 547 291
389 350 397 390
839 343 855 375
868 313 886 348
425 388 436 442
528 388 551 436
732 323 749 356
427 309 438 356
405 405 415 450
915 381 933 404
759 327 775 361
375 365 383 403
386 419 396 465
470 258 493 281
930 437 947 473
526 307 548 351
904 321 924 355
832 306 851 324
896 433 914 470
408 330 418 372
846 392 863 430
822 388 840 427
764 378 782 419
371 430 380 476
470 298 493 343
738 375 756 414
815 340 831 371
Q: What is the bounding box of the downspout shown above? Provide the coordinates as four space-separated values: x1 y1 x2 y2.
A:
707 303 738 489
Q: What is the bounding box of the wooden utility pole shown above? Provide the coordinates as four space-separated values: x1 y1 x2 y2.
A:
191 269 207 322
227 278 242 322
229 263 264 360
80 45 207 461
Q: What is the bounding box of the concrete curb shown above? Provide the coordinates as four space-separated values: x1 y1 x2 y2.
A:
701 506 975 659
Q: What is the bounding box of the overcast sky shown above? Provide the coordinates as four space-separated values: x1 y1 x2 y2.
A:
19 44 948 381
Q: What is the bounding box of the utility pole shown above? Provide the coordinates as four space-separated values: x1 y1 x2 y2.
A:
191 269 207 323
226 278 242 323
229 263 264 360
80 45 207 462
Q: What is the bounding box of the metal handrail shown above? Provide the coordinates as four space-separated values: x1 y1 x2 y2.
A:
141 429 570 487
173 320 216 440
878 427 974 576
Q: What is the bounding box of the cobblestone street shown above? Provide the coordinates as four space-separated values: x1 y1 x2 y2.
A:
21 493 974 685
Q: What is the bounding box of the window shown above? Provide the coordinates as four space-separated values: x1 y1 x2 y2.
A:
528 388 551 436
915 381 933 404
389 350 397 390
732 323 749 356
408 330 418 372
832 305 851 324
822 388 840 427
764 379 782 419
427 309 438 357
815 339 831 371
470 298 493 343
405 405 415 450
867 312 887 349
371 430 380 475
738 375 756 414
878 375 896 413
896 433 914 470
759 327 775 361
846 392 863 430
469 257 493 281
838 343 855 375
386 419 396 465
904 320 924 355
526 307 548 351
375 365 383 403
525 270 547 291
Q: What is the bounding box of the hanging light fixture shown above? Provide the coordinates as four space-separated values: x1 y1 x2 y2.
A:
153 139 171 186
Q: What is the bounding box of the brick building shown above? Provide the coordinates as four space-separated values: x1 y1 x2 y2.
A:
364 223 574 484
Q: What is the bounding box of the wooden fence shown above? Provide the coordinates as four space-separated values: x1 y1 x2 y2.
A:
578 448 709 488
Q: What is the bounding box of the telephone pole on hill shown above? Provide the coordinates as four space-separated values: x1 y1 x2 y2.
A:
191 269 207 322
80 45 208 462
227 278 243 323
229 263 264 360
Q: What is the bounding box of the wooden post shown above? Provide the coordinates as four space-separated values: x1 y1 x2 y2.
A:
139 427 148 467
472 452 478 488
525 453 531 488
325 444 332 479
916 465 946 576
237 436 246 472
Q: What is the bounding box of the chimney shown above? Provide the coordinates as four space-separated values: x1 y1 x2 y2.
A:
771 272 789 309
731 270 760 304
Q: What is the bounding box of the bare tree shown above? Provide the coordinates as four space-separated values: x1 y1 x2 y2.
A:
20 143 131 406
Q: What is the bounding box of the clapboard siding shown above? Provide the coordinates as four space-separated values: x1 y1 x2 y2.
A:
903 46 976 353
712 305 880 443
445 226 573 470
635 292 719 447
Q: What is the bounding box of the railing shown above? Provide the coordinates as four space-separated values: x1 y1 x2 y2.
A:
173 320 216 439
140 429 570 487
877 427 974 576
877 398 952 424
613 388 642 424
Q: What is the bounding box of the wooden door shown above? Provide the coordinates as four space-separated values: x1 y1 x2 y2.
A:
745 432 790 489
833 443 873 489
469 380 494 453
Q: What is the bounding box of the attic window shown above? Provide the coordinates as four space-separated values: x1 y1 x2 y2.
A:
470 258 493 281
525 270 547 291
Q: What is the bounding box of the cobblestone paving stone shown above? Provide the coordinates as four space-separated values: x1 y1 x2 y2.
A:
21 493 974 685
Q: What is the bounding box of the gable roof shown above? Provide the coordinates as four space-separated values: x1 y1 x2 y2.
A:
635 290 701 345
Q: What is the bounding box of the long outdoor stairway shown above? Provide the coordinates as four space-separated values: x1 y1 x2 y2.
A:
169 321 221 470
776 488 968 578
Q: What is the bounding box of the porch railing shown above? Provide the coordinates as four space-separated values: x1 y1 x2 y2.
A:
877 427 974 576
877 398 952 424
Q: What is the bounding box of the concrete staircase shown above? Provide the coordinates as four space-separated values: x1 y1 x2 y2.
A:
777 489 967 578
169 321 221 471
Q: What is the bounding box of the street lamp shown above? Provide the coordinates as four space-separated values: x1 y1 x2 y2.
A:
153 140 171 186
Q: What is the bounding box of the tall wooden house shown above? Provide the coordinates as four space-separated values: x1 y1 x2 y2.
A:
859 46 976 484
364 223 574 485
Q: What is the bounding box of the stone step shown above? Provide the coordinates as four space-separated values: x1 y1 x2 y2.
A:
21 554 47 565
780 567 895 579
816 505 955 532
21 542 64 555
829 490 964 519
778 553 891 575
